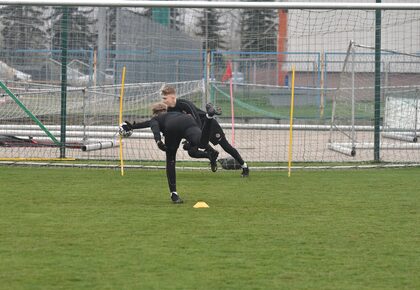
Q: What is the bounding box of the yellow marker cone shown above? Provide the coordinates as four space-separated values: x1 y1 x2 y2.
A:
193 201 209 208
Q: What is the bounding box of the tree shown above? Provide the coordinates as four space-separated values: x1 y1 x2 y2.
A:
195 8 227 51
46 7 97 52
240 3 277 52
142 8 153 18
106 7 117 52
169 8 184 30
0 5 47 52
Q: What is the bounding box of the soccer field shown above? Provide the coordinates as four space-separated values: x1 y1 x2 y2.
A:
0 166 419 289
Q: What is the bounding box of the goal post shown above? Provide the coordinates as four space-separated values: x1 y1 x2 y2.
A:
1 1 420 166
328 41 420 158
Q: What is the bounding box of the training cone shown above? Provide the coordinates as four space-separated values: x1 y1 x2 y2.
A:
193 201 209 208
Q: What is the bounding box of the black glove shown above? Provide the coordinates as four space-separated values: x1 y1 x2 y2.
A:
122 120 134 131
156 140 167 152
182 140 191 150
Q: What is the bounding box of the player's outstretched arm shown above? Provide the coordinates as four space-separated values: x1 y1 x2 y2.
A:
131 120 151 129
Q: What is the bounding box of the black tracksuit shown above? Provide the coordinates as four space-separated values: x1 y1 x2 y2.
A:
134 111 213 193
168 99 245 165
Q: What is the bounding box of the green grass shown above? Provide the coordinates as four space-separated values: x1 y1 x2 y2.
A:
0 167 419 290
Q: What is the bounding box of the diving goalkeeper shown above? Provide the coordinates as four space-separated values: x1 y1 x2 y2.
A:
160 85 249 177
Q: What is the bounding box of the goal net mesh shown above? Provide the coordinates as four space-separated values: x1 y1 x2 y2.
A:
1 5 419 165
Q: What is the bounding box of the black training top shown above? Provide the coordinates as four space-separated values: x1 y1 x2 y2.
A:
167 98 206 128
132 120 150 130
149 111 198 142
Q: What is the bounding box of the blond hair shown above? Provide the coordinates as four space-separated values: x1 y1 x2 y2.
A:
160 85 176 96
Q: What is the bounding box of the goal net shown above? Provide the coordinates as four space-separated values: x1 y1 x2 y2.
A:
1 3 420 165
328 41 420 160
0 80 203 160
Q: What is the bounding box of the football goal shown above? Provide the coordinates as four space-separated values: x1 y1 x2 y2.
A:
1 1 420 165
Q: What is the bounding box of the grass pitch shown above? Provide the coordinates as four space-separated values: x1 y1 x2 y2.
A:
0 166 419 290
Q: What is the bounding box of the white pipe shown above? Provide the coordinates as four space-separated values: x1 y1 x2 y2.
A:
15 136 112 143
0 125 120 131
328 143 356 157
0 130 153 139
81 141 119 152
330 142 420 149
1 1 419 10
382 132 418 143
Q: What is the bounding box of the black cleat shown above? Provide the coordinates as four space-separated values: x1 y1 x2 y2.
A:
206 103 222 117
171 192 183 204
241 167 249 177
208 150 219 172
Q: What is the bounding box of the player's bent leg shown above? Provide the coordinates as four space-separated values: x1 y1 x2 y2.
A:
203 145 219 172
187 146 209 159
187 143 218 172
199 103 221 147
207 150 219 172
218 137 249 177
218 137 244 165
185 126 218 172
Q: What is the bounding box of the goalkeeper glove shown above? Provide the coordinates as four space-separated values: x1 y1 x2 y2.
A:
122 120 134 131
119 121 133 137
156 140 167 152
182 140 191 150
